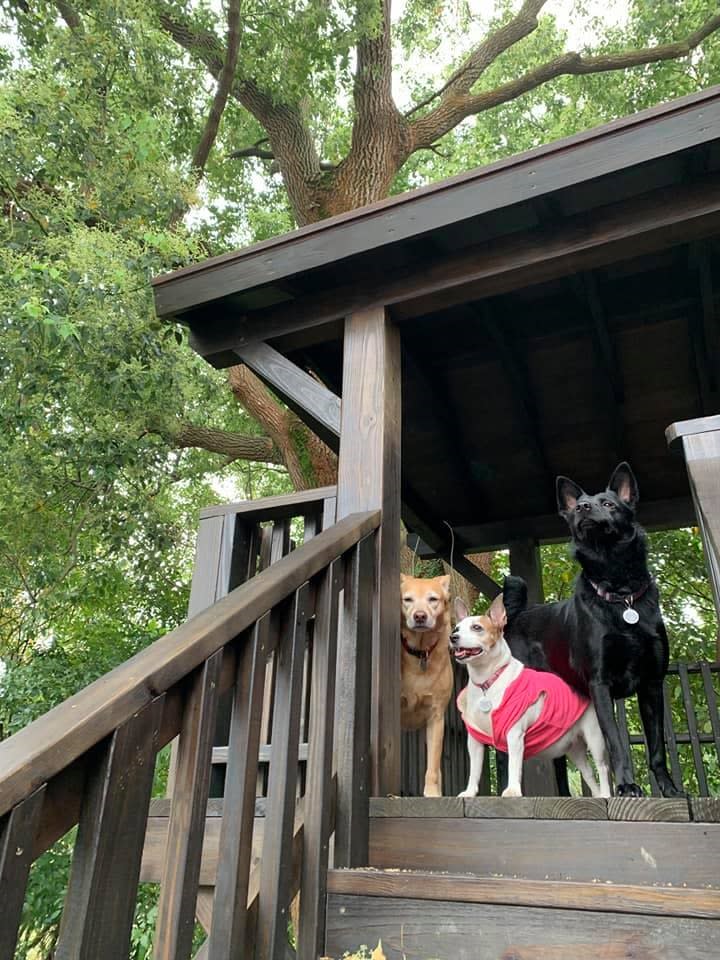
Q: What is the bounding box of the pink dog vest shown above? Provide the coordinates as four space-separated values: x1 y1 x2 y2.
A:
457 668 589 757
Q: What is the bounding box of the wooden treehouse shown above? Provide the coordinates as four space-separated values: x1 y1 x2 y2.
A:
3 87 720 960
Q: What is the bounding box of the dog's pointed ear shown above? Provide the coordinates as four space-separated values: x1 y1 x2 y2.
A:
608 462 639 509
556 476 584 515
488 593 507 629
400 573 409 585
454 597 469 623
438 574 451 598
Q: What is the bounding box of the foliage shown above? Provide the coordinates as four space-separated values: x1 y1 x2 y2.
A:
2 0 720 953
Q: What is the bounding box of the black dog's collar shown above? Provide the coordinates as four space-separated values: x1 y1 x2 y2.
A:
587 577 652 604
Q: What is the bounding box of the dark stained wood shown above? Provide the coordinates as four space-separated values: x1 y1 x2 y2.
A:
0 786 45 960
297 562 342 960
678 661 710 796
256 586 311 960
0 510 379 820
446 497 698 553
207 621 272 960
369 798 404 817
200 485 336 521
153 87 720 319
368 816 720 887
336 307 401 796
663 676 684 792
334 535 375 868
326 868 720 919
153 651 223 960
700 662 720 769
325 893 720 959
190 173 720 348
201 341 342 449
401 797 464 817
55 699 161 960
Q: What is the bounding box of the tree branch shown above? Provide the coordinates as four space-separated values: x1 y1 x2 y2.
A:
166 422 282 465
190 0 242 181
406 0 549 118
412 9 720 149
54 0 84 34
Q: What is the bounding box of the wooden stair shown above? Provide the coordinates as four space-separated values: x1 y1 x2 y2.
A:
322 797 720 959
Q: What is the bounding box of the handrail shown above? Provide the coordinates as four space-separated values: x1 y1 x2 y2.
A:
0 510 379 819
199 484 336 520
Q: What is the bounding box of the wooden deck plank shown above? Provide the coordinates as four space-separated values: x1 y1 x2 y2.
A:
327 869 720 919
368 816 720 887
325 894 720 960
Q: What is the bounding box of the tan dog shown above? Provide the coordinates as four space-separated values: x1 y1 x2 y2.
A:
400 574 454 797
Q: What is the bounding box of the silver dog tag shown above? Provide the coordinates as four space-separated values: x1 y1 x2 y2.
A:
478 697 492 712
623 607 640 625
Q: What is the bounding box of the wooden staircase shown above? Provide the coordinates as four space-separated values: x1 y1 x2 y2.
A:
324 796 720 959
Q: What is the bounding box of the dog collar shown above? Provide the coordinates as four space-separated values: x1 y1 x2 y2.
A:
402 634 439 671
472 662 510 692
587 577 652 604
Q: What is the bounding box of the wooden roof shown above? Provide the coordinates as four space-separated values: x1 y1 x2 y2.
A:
153 87 720 550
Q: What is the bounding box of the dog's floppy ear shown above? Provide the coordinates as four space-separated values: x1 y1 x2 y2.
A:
488 593 507 629
556 476 584 515
438 574 451 598
454 597 469 623
608 462 639 509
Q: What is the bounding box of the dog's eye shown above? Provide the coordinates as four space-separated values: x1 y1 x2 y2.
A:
403 596 413 603
602 500 614 509
428 596 439 604
471 624 484 632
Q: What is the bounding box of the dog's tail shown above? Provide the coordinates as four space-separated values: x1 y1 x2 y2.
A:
503 575 528 625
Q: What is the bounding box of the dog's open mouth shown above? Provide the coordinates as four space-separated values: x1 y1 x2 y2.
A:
452 647 483 661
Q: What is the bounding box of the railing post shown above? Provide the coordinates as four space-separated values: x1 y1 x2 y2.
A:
336 306 402 797
667 416 720 660
334 535 376 867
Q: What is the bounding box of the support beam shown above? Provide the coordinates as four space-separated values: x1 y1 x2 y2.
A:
576 272 625 462
668 417 720 658
474 303 555 503
336 307 402 796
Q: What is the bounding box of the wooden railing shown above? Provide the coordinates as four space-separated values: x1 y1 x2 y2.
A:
186 486 338 799
0 508 379 960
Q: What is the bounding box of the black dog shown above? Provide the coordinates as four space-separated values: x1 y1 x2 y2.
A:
503 462 682 797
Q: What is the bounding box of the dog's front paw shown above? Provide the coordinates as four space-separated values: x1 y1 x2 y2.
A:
458 789 478 798
423 785 442 798
616 782 644 798
501 785 523 798
656 776 685 798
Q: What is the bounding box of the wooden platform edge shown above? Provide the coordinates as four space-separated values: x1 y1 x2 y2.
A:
368 796 720 821
326 869 720 920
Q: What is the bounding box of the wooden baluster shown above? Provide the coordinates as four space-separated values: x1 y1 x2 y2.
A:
154 650 223 960
208 616 275 959
701 663 720 770
614 698 635 785
663 673 683 792
322 496 337 531
258 521 290 797
55 699 161 960
0 786 45 960
678 663 709 796
256 584 312 960
334 534 375 868
298 561 342 960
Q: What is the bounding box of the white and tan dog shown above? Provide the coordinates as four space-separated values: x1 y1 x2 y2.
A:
400 574 454 797
452 594 611 798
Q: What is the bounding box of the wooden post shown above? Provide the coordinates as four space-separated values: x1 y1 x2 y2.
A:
668 416 720 660
336 307 401 797
508 538 560 797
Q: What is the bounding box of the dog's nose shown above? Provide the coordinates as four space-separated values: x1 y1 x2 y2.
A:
450 629 459 645
413 611 428 625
